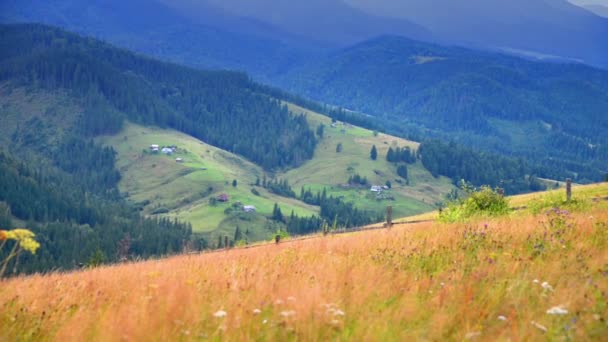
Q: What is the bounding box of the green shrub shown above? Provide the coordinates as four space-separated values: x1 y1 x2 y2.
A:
439 186 510 223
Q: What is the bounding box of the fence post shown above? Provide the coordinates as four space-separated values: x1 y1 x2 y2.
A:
386 206 393 228
224 236 229 249
275 234 281 244
566 178 572 202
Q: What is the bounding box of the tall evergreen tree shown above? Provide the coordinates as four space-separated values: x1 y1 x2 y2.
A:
370 145 378 160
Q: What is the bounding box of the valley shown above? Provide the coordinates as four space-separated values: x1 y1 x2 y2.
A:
98 103 453 240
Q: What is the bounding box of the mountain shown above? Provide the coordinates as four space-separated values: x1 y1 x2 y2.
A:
276 35 608 182
345 0 608 68
161 0 433 45
583 4 608 17
0 0 324 81
1 24 467 273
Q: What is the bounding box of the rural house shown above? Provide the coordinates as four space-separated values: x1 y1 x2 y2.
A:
243 205 256 213
217 194 230 202
370 185 383 192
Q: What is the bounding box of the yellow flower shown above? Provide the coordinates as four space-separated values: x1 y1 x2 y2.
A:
5 229 40 254
0 230 7 241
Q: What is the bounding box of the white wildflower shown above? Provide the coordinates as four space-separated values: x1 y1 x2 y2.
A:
213 310 227 318
465 331 481 339
546 306 568 315
533 279 540 284
262 319 268 325
497 315 507 321
531 321 547 332
275 299 284 305
280 310 296 318
287 296 296 302
541 282 553 291
333 309 345 317
252 309 262 315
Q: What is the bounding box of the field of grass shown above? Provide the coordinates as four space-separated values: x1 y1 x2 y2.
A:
282 103 454 218
2 184 607 340
98 104 455 240
98 123 318 239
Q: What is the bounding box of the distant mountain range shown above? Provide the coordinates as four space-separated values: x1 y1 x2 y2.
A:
1 0 606 181
583 4 608 17
275 35 608 181
345 0 608 68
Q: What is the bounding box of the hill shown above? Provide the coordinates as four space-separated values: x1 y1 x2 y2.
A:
96 105 454 240
583 4 608 18
346 0 608 68
161 0 432 45
2 183 607 340
0 0 324 82
276 35 608 182
0 24 455 270
0 23 319 272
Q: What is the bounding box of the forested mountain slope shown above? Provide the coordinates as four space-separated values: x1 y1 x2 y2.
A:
277 36 608 182
0 24 317 170
0 0 326 81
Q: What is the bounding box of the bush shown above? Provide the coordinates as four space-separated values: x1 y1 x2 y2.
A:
439 186 510 223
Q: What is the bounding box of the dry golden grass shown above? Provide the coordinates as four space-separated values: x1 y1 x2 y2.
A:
1 204 608 340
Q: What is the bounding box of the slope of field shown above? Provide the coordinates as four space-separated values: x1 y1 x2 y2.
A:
98 122 318 240
2 185 607 340
283 103 454 218
98 104 454 240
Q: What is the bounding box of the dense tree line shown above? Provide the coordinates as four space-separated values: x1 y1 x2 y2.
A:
386 146 416 164
298 188 379 228
0 24 317 170
258 177 296 198
347 174 369 186
419 140 545 194
0 149 192 274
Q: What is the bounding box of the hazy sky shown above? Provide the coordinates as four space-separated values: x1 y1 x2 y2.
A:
570 0 608 5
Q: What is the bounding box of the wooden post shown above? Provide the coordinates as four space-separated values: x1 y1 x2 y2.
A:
224 236 229 249
566 179 572 202
275 234 281 244
386 206 393 228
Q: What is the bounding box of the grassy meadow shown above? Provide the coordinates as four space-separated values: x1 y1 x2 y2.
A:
2 184 607 341
98 103 454 240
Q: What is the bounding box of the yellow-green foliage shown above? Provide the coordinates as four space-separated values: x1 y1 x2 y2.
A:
440 186 510 223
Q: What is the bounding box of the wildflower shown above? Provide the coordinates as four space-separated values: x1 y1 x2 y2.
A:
333 309 345 317
4 229 40 254
497 315 507 321
541 282 554 291
533 279 540 284
531 321 547 332
546 306 568 315
0 230 7 241
280 310 296 318
262 319 268 325
213 310 227 318
287 296 296 302
275 299 284 305
252 309 262 315
465 332 481 339
330 319 341 325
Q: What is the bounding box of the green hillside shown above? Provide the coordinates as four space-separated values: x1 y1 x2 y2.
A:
277 36 608 182
98 122 318 241
99 105 454 240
